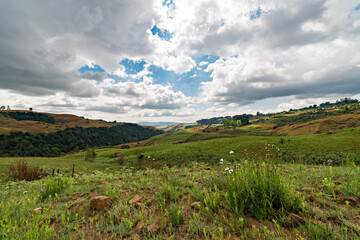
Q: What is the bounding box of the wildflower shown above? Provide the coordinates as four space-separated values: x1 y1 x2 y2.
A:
225 167 229 171
220 162 223 164
6 186 9 189
23 191 28 194
229 150 234 154
327 159 333 165
148 156 150 158
229 169 233 173
220 158 224 162
319 168 323 172
152 158 155 161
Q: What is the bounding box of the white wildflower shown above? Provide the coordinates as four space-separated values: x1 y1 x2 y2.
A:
220 158 224 162
23 191 28 194
6 186 9 189
148 156 150 158
229 151 234 154
220 162 223 164
225 167 229 171
153 158 155 161
229 169 233 173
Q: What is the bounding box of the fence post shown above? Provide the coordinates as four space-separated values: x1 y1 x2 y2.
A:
72 164 75 178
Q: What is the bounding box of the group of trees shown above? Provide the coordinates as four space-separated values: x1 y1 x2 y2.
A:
0 106 10 110
221 114 250 127
0 124 163 157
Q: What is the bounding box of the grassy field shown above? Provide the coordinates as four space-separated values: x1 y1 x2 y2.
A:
1 124 360 239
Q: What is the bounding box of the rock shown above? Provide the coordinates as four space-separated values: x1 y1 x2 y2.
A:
344 196 359 206
129 195 142 204
135 202 143 208
34 207 43 213
290 213 305 225
135 221 145 232
147 220 160 234
190 201 201 209
89 196 111 210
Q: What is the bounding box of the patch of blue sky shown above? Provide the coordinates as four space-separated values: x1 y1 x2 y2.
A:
250 7 262 20
162 0 174 7
355 4 360 11
120 59 146 75
151 25 173 41
78 64 105 74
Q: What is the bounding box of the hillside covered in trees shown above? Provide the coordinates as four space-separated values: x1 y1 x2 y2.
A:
0 123 163 157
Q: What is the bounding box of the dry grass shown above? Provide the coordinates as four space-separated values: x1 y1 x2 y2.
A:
8 159 46 181
260 114 360 135
0 110 115 135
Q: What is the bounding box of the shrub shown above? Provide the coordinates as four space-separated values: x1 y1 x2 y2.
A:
85 148 97 162
9 159 46 181
169 204 184 227
222 160 302 220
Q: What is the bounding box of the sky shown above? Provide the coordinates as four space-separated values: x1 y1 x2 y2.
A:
0 0 360 123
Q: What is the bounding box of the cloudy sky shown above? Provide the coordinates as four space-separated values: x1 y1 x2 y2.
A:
1 0 360 123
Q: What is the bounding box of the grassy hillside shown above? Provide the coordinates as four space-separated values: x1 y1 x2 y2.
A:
0 110 116 135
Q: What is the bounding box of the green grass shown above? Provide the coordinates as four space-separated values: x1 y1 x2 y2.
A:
2 127 360 182
1 124 360 239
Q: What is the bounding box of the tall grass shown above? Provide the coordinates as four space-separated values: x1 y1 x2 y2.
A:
39 177 70 201
220 159 302 220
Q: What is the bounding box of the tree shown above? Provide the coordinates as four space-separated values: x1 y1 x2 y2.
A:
0 106 5 110
29 108 33 111
7 106 10 110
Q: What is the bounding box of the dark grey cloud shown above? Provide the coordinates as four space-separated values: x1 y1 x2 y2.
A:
206 66 360 105
0 0 157 96
81 72 107 82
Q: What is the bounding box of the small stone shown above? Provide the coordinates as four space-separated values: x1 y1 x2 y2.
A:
129 195 142 204
147 220 160 234
34 207 43 213
89 196 111 210
135 202 143 208
135 221 145 232
290 212 305 225
190 201 201 209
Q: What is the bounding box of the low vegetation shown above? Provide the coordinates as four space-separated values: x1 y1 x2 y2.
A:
1 102 360 239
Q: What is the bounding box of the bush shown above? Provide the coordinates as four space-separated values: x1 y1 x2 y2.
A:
85 148 97 162
222 160 302 220
9 159 46 181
